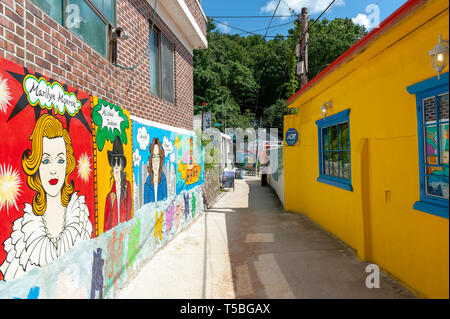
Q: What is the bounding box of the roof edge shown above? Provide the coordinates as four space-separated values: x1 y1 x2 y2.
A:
286 0 427 106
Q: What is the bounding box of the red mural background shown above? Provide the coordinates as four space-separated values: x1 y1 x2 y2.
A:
0 57 95 280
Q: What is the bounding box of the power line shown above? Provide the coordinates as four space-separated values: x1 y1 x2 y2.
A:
212 19 288 38
254 0 283 122
207 15 293 19
306 0 338 34
264 0 283 38
237 20 295 36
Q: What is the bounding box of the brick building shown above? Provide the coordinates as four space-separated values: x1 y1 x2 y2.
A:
0 0 209 298
0 0 207 130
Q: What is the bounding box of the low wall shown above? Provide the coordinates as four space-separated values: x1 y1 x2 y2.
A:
203 164 222 208
269 147 284 207
0 187 204 299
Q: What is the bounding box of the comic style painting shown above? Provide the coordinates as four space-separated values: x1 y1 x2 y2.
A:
424 93 449 199
132 119 204 212
0 57 95 281
92 97 133 235
425 123 449 198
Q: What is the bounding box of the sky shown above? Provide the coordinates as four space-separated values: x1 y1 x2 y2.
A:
202 0 409 37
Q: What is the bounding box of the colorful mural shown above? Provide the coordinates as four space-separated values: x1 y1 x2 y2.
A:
425 123 449 199
0 57 206 298
0 57 95 281
92 97 133 235
132 119 204 212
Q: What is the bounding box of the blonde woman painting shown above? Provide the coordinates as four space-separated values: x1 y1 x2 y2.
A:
0 114 92 281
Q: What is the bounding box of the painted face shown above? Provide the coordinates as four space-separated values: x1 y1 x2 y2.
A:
151 145 160 174
39 137 67 197
112 157 122 182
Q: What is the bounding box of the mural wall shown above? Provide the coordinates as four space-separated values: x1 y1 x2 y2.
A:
132 119 204 212
92 97 133 236
0 57 95 282
0 57 205 298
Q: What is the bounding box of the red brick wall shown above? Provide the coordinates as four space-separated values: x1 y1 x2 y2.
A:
0 0 198 130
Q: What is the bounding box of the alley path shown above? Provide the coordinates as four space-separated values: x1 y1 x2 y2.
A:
117 176 415 299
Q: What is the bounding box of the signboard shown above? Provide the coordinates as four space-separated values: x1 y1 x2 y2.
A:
222 170 235 190
202 112 212 130
285 128 299 146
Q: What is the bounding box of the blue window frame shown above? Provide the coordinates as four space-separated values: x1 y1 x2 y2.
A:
316 109 352 191
407 72 449 219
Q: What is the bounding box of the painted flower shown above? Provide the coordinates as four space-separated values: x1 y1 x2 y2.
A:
0 164 22 212
0 74 12 114
77 153 92 183
154 211 164 241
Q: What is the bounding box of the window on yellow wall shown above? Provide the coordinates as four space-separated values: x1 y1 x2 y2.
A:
316 109 352 191
407 72 449 219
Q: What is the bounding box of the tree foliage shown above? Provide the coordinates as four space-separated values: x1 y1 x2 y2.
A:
193 18 366 133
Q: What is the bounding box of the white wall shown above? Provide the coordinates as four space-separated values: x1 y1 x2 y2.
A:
269 146 284 207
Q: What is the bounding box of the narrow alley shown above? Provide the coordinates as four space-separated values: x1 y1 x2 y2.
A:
117 176 414 299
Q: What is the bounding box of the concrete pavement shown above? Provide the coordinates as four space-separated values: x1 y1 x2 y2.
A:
117 176 415 299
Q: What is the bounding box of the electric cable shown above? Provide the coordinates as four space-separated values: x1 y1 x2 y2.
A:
207 15 292 19
254 0 283 123
305 0 338 34
112 0 157 70
213 19 288 38
264 0 283 38
237 20 295 36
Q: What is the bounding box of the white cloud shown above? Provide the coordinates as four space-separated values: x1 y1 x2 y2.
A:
217 21 230 33
351 13 371 29
261 0 345 19
133 148 141 167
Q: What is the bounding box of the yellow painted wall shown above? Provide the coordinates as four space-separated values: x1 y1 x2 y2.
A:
91 96 134 236
284 0 449 298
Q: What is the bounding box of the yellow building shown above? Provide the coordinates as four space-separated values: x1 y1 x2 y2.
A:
284 0 449 298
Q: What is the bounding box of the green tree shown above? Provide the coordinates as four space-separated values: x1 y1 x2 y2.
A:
194 17 366 133
286 18 367 95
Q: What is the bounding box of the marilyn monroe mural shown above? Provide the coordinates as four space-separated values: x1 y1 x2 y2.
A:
0 114 92 281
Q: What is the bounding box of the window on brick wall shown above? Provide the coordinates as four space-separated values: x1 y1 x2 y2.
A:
30 0 116 60
31 0 63 24
407 72 449 219
150 24 174 104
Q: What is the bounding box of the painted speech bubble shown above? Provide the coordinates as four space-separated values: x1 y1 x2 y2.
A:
136 126 150 151
98 103 124 132
92 99 129 151
23 75 82 116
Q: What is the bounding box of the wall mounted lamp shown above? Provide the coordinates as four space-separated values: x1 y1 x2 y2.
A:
320 101 332 118
112 27 130 41
429 35 449 80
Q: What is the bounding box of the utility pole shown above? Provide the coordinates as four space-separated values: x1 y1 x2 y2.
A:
297 7 309 87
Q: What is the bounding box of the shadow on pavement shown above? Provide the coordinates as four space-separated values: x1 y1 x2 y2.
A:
207 177 415 299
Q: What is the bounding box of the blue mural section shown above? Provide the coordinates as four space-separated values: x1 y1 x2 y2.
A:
132 119 204 212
